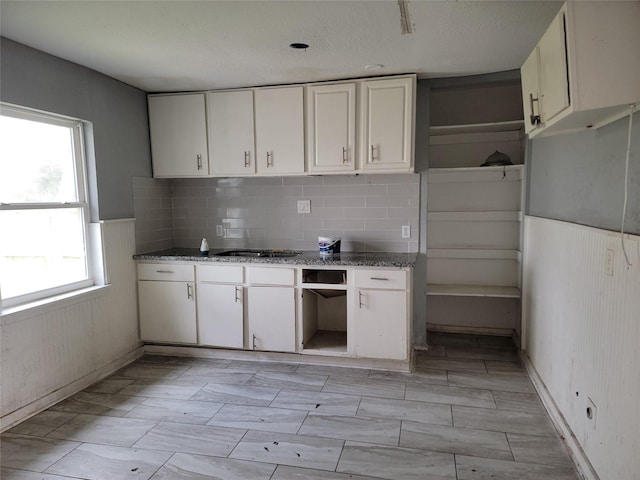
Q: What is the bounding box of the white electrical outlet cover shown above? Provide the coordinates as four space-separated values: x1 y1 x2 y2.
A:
216 225 223 236
605 248 614 276
297 200 311 214
402 225 411 238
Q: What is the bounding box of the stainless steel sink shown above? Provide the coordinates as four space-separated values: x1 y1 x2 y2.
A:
215 249 301 258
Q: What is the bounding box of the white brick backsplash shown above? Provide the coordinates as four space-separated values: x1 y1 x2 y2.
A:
366 196 411 208
322 175 367 185
323 196 366 208
133 174 419 253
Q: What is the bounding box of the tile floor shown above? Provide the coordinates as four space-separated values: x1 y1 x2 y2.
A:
1 332 580 479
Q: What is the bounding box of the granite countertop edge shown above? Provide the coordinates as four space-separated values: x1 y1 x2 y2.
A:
133 249 417 268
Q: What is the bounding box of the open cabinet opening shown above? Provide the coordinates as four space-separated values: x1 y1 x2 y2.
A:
301 269 348 354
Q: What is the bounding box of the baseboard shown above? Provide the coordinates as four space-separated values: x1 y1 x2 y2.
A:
520 350 599 480
1 346 144 432
426 324 514 337
144 344 411 373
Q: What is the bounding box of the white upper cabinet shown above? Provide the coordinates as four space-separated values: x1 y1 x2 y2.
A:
254 86 305 175
360 76 415 172
521 49 541 136
537 12 570 124
306 83 356 173
147 75 416 177
521 2 640 137
148 93 209 177
207 90 256 176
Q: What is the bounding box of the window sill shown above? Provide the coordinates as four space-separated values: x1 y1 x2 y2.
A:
0 285 111 326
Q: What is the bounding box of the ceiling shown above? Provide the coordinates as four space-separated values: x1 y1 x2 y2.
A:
0 1 562 93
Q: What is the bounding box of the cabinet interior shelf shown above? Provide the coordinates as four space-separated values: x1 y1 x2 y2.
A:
427 284 521 298
302 330 348 354
305 288 347 299
429 120 525 136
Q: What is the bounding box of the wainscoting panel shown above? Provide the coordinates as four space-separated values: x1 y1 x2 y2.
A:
522 216 640 480
1 219 141 430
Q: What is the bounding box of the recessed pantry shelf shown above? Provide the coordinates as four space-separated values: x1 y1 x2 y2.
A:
427 248 521 260
429 120 525 136
427 284 521 298
428 164 524 182
427 211 523 222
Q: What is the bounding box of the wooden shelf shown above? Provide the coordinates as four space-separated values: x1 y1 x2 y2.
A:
429 120 524 136
428 164 524 178
427 211 522 222
427 248 521 260
427 284 521 298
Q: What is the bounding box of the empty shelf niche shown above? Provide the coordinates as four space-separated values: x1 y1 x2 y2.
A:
302 269 347 354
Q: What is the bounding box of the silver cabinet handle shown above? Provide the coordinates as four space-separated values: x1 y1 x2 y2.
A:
196 154 203 170
252 334 257 350
234 286 241 303
266 151 273 167
244 151 250 167
370 277 389 281
529 93 541 126
342 147 348 164
155 270 174 274
187 284 194 300
358 291 364 309
370 144 377 162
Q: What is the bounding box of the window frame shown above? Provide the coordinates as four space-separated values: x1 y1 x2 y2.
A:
0 103 95 308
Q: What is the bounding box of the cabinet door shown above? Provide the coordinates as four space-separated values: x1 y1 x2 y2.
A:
352 289 407 360
361 77 414 171
148 94 209 177
521 47 542 135
254 87 305 175
208 90 256 176
247 286 296 352
538 9 570 123
138 280 197 344
197 283 244 348
307 83 356 173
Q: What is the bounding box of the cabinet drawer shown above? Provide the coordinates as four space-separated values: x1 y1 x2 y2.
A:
138 263 195 282
246 266 295 286
353 269 407 290
197 265 243 283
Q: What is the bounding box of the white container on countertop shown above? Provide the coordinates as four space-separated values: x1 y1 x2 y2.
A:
318 236 341 256
200 238 209 256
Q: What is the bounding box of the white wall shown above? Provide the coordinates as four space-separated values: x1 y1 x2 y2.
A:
0 219 141 430
522 216 640 480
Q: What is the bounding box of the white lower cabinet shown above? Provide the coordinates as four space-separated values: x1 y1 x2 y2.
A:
196 265 244 348
247 286 296 353
138 263 197 344
352 269 409 360
197 283 244 348
138 262 411 362
138 280 197 344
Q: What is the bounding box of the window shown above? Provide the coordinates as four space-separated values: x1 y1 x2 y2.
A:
0 104 94 308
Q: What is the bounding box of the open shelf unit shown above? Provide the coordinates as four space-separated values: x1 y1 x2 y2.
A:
427 124 525 300
429 120 525 169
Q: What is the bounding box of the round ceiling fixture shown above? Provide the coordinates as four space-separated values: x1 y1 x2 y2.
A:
289 43 309 50
364 64 384 70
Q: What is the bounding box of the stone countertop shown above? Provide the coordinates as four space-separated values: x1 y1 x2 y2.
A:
134 248 416 268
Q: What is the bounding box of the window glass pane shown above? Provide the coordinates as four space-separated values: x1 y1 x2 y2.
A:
0 208 88 299
0 115 78 203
